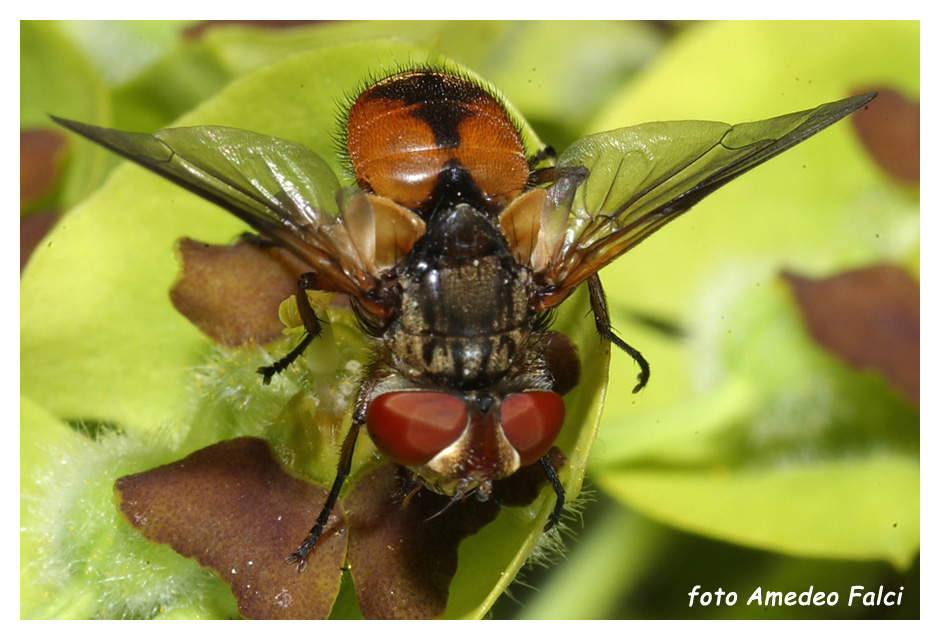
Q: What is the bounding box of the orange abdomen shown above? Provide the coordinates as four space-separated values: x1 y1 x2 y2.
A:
345 69 530 211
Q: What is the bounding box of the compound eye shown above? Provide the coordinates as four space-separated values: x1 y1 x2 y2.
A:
366 392 468 466
500 392 565 467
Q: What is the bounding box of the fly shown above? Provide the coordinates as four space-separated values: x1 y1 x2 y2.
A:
53 68 876 570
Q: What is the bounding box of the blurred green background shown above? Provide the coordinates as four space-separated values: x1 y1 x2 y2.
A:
21 20 919 619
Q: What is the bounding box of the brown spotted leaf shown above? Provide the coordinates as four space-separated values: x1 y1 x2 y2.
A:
782 265 919 405
851 88 919 184
170 237 309 346
114 437 346 619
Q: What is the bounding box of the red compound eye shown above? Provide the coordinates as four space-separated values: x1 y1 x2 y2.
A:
500 391 565 467
366 392 468 466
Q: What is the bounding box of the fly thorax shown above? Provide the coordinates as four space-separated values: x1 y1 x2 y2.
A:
387 204 535 387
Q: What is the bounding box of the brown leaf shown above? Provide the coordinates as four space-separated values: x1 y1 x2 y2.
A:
169 237 309 346
114 437 346 619
343 449 566 619
21 211 59 271
491 446 567 508
21 128 68 211
542 332 581 396
851 88 919 184
343 464 502 619
782 265 919 405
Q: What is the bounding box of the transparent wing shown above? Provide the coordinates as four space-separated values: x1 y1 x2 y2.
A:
513 92 876 307
52 118 424 298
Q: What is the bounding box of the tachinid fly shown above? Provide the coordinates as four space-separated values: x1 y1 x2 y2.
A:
54 68 876 570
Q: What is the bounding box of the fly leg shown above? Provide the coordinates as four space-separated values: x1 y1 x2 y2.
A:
286 418 362 570
540 454 565 531
287 360 382 570
587 274 650 393
528 145 557 186
258 272 324 384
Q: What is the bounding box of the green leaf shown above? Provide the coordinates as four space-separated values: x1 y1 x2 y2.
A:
53 20 199 86
593 267 919 568
20 21 108 130
595 454 919 569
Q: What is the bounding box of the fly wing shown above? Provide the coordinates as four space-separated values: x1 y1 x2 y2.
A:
52 118 424 299
513 92 876 308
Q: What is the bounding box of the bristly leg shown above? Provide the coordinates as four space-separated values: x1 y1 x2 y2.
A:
587 274 650 393
531 145 557 165
540 454 565 532
528 145 558 187
286 420 362 570
258 272 324 384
